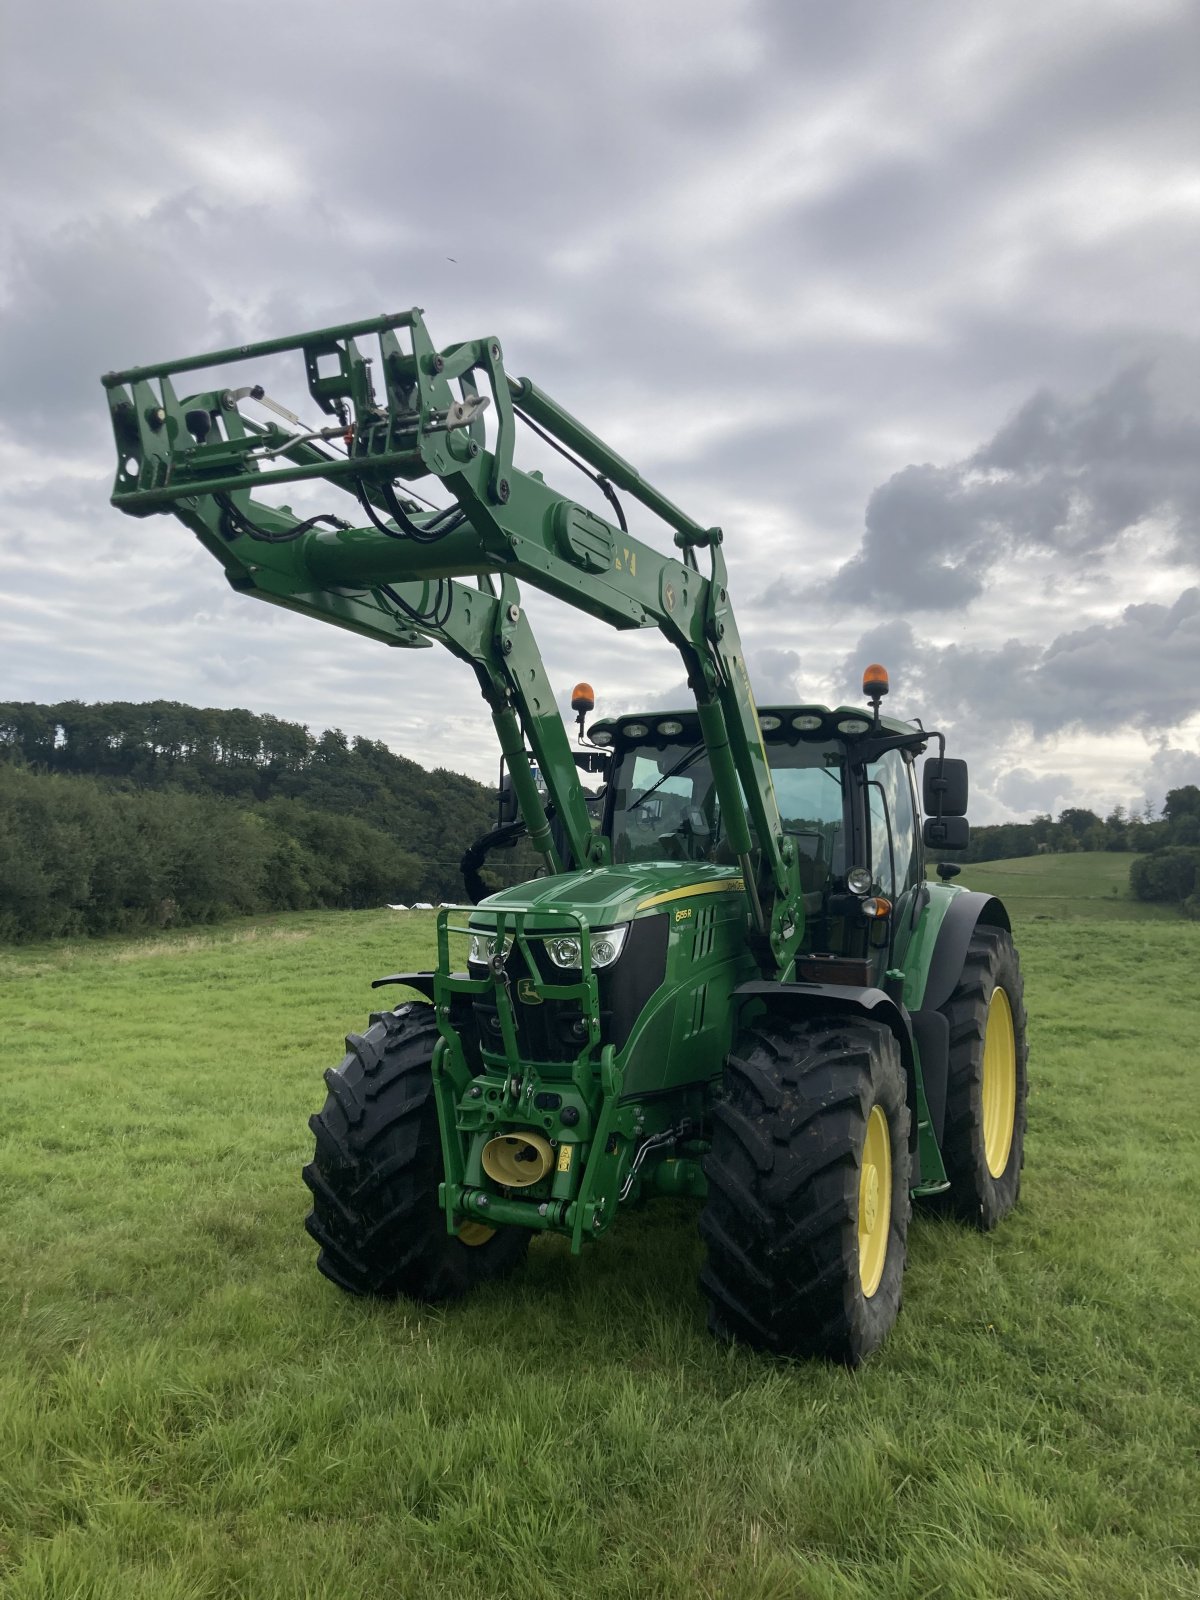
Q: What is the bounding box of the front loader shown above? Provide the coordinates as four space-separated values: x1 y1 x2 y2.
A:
104 308 1028 1363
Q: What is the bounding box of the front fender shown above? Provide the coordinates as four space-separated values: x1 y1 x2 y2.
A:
735 980 916 1078
734 980 950 1182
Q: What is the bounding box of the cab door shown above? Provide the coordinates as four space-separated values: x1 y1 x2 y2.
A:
864 748 922 974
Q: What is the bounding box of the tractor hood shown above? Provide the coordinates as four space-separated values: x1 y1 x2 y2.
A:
474 860 746 930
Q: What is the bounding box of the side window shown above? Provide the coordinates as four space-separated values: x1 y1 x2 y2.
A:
866 749 918 897
768 753 847 880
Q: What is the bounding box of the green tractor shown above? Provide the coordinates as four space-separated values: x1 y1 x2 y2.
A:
104 308 1027 1362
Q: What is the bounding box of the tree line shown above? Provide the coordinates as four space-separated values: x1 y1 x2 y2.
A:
2 700 1197 939
954 787 1200 916
0 701 497 941
959 796 1199 861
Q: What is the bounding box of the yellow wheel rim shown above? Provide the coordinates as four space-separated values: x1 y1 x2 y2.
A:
982 986 1017 1178
455 1219 496 1248
858 1104 892 1298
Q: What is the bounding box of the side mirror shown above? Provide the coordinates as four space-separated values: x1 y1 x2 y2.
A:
923 757 969 817
496 772 519 826
573 750 611 775
923 816 969 850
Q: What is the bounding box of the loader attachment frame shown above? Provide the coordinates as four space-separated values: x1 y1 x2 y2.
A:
104 308 806 977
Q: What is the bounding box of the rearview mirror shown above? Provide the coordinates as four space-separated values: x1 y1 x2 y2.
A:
923 816 969 850
496 772 519 826
922 757 969 817
573 750 610 774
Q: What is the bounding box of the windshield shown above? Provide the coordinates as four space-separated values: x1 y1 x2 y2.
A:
610 737 847 882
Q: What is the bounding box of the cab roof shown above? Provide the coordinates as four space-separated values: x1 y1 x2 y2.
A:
587 704 925 747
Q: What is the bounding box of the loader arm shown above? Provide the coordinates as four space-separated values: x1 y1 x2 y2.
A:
103 308 805 976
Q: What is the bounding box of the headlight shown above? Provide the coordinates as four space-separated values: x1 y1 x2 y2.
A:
546 924 629 970
469 931 514 963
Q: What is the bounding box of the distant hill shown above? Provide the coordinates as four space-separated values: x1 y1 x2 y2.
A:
937 852 1177 924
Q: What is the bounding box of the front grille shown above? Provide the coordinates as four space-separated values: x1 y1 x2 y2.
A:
469 941 594 1064
472 997 609 1063
467 914 669 1064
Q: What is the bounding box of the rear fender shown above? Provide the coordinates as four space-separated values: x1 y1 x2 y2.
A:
918 891 1010 1014
908 889 1010 1146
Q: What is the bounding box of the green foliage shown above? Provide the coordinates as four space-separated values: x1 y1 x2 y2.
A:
928 786 1200 867
0 700 493 939
1164 784 1200 824
1130 845 1200 907
260 798 423 910
0 765 422 941
957 804 1173 862
1 910 1198 1598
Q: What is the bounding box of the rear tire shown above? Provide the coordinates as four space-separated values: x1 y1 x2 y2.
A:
936 926 1028 1229
303 1003 529 1300
700 1017 911 1365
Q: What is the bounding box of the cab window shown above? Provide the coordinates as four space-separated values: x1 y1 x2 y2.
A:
611 744 715 863
767 744 847 887
865 748 918 897
609 736 848 884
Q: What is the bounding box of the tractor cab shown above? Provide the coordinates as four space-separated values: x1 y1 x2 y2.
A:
588 704 929 983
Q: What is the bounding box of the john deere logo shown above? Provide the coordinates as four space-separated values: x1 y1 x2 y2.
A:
517 979 543 1005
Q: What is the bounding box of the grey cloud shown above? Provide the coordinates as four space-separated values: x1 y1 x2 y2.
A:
843 587 1200 738
752 4 1199 299
1143 744 1200 809
745 647 802 702
1033 589 1200 730
993 767 1077 816
589 646 801 717
829 367 1200 608
1 0 1198 811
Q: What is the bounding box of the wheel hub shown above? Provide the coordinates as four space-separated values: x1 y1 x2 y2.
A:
455 1219 496 1247
858 1104 892 1298
982 986 1017 1178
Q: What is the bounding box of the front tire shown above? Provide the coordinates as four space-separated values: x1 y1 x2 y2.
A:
303 1003 529 1301
936 926 1029 1229
700 1017 912 1365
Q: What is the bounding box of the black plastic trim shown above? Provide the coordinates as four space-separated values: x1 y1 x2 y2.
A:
910 1007 949 1144
606 914 669 1052
371 971 436 999
921 891 1010 1014
735 980 916 1073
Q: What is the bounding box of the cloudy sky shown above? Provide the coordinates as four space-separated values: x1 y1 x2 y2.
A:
2 0 1198 821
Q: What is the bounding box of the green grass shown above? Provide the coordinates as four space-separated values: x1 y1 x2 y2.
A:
942 850 1177 924
2 888 1198 1598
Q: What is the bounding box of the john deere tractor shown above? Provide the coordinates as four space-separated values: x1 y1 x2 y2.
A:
104 309 1027 1363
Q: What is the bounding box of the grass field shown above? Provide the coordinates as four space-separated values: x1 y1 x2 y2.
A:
942 851 1179 924
2 857 1198 1599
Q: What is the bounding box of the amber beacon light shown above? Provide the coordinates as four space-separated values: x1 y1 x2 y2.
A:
863 663 889 723
571 681 596 737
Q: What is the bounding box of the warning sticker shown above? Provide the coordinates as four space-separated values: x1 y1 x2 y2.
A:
557 1144 573 1174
